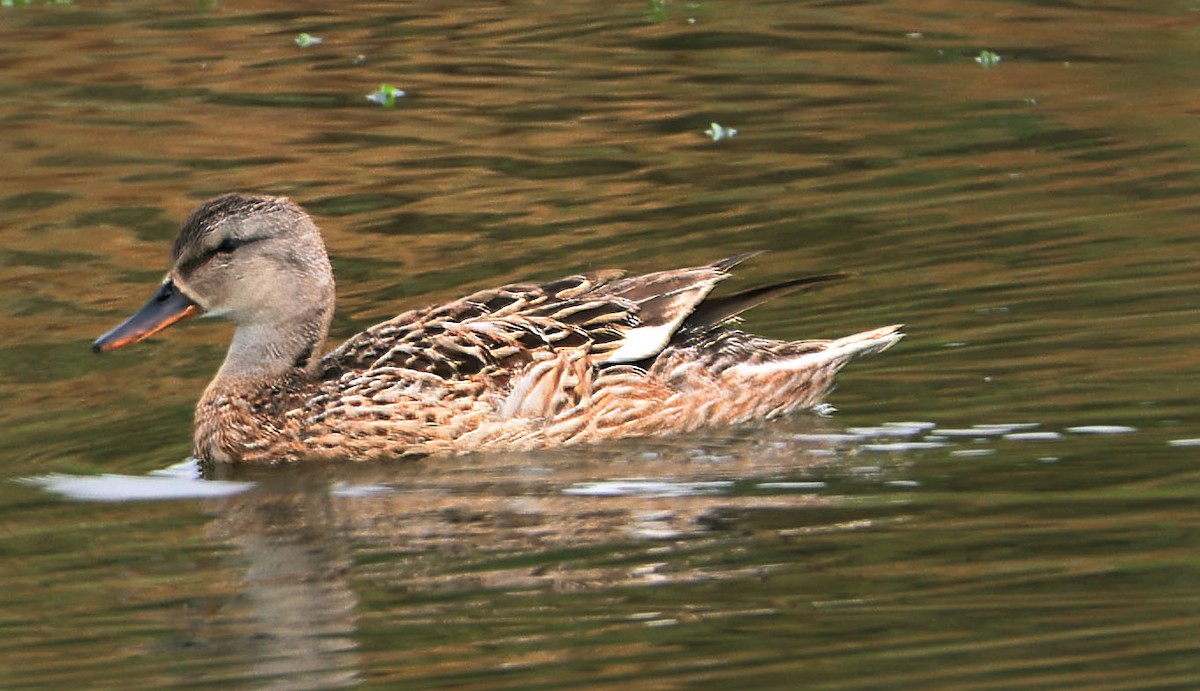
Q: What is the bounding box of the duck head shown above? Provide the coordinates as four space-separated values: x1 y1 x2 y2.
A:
93 194 335 375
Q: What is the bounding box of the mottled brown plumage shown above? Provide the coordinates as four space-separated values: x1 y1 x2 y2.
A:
93 194 903 465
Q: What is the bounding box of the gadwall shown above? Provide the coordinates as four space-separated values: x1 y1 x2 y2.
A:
94 194 903 464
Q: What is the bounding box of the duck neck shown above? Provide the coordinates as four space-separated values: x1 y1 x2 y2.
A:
214 305 331 388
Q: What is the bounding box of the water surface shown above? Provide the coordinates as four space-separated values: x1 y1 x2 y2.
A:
1 1 1198 688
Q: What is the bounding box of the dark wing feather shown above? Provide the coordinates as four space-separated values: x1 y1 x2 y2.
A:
319 255 834 384
681 273 851 332
320 271 637 381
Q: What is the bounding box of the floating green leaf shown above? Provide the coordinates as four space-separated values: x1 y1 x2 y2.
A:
366 84 406 108
704 122 738 142
648 0 667 22
295 33 323 48
975 50 1001 67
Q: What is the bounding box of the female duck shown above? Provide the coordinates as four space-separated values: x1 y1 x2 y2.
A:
94 194 902 464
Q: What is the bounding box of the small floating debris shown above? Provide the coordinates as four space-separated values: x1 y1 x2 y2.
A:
975 50 1001 67
704 122 738 142
885 480 921 488
294 33 323 47
1167 438 1200 447
366 83 405 107
1003 431 1062 442
1065 425 1137 435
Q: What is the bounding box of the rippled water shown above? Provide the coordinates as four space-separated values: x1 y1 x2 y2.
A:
2 1 1198 688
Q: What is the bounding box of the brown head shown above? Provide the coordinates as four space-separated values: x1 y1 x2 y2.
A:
93 194 336 378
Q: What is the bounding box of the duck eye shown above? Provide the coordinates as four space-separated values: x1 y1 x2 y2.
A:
216 237 242 254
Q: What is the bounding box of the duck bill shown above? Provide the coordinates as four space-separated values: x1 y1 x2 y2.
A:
92 279 203 353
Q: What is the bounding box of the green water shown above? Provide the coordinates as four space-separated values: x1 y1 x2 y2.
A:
1 1 1198 688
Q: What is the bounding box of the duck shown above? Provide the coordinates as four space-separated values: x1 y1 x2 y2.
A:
93 194 903 465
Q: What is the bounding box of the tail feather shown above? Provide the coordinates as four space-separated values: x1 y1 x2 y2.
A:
683 273 852 331
830 324 905 359
709 251 763 273
765 325 904 372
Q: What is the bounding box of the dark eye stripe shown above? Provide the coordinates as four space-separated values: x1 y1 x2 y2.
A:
213 235 264 256
216 237 243 254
